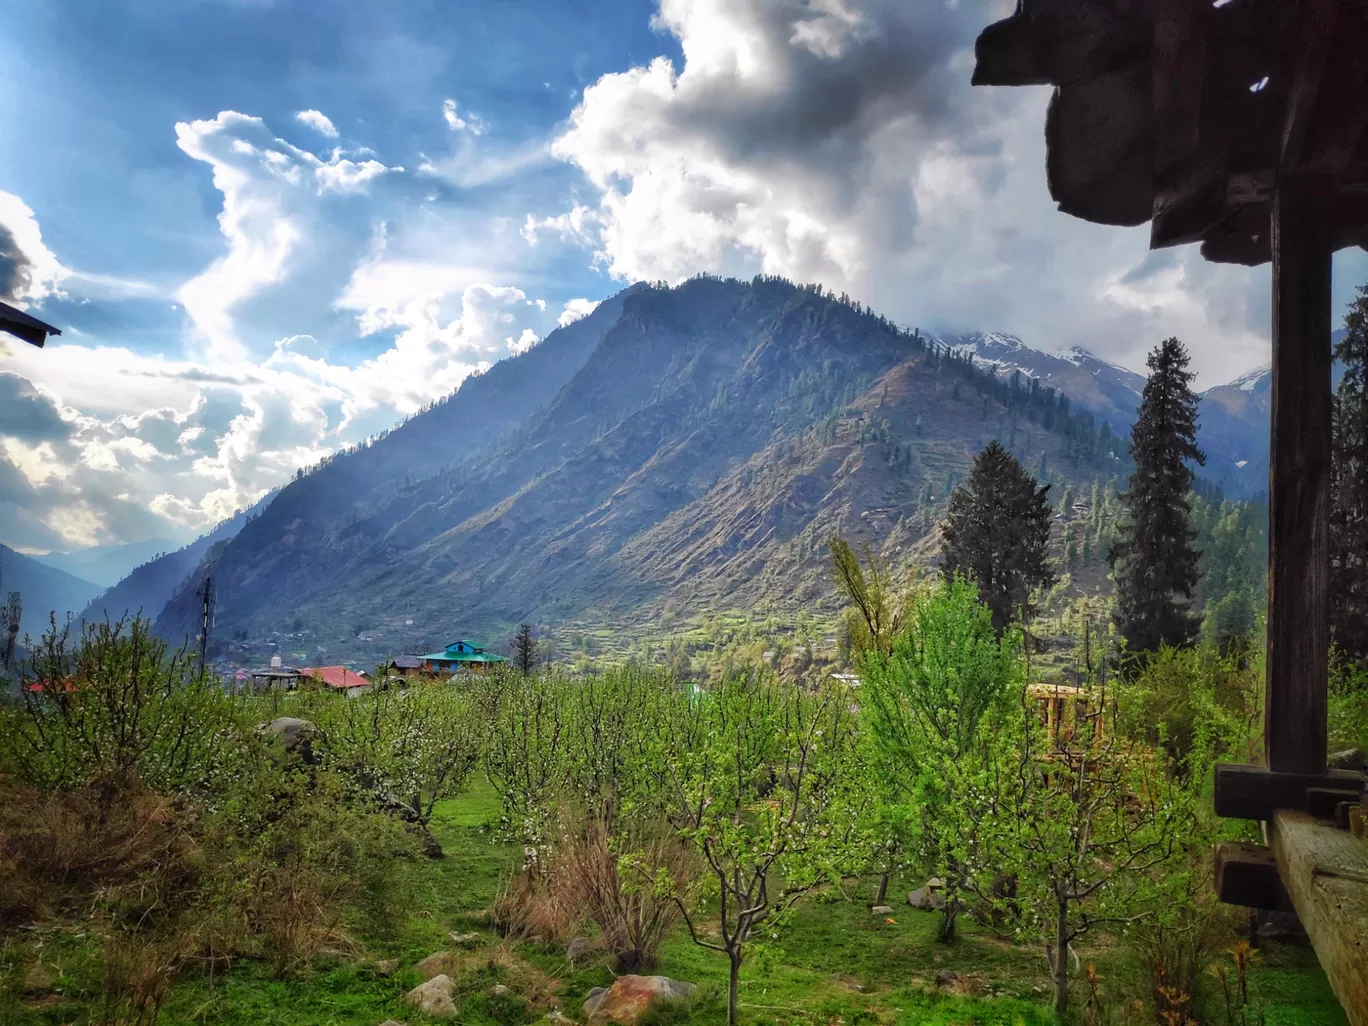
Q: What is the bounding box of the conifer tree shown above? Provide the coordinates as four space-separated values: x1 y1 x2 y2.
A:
511 623 537 676
1109 338 1205 655
1331 286 1368 665
940 441 1055 631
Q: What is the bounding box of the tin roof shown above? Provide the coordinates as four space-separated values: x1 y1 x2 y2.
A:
296 665 370 689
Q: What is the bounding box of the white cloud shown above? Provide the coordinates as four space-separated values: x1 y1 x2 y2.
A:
536 0 1295 384
173 111 402 360
557 297 600 327
295 109 340 138
0 191 70 303
442 98 485 135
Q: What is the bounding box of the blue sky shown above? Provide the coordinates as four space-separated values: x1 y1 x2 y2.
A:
2 0 1366 555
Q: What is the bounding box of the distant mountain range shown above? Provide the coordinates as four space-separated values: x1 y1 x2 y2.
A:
12 278 1338 667
936 329 1350 498
34 537 182 588
151 277 1124 664
78 495 277 630
0 545 102 643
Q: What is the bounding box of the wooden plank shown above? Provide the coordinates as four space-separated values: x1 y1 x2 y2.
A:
1270 810 1368 1026
1216 841 1297 914
1215 764 1361 820
1281 0 1338 171
1266 178 1332 775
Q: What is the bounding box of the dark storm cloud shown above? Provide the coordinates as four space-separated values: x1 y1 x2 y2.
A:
0 374 73 444
0 225 33 302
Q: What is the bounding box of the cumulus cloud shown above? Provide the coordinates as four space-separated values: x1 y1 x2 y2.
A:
174 111 400 359
295 109 339 138
536 0 1295 382
557 297 599 327
0 192 69 304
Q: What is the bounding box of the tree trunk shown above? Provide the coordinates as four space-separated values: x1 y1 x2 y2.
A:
727 951 742 1026
875 872 889 905
1053 897 1070 1018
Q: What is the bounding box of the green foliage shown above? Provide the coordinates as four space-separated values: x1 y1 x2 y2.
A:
660 670 866 1025
1332 283 1368 666
1111 338 1205 656
828 535 907 660
1 616 246 796
940 441 1055 631
860 577 1021 942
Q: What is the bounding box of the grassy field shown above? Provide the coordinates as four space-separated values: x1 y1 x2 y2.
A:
5 779 1346 1026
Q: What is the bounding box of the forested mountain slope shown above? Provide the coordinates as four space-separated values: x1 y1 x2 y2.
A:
0 546 102 642
156 277 1123 662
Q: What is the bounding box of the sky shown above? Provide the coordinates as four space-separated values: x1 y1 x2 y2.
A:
2 0 1366 556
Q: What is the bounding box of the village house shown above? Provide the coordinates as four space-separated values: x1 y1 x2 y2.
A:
296 665 371 697
419 639 506 675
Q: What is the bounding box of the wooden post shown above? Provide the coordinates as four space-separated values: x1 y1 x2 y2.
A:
1266 179 1332 775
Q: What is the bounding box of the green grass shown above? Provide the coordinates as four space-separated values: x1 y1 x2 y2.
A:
5 780 1347 1026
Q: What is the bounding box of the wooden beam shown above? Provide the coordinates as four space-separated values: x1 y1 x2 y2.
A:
1281 0 1338 172
1215 764 1362 820
1215 841 1297 914
1266 178 1332 775
1270 810 1368 1026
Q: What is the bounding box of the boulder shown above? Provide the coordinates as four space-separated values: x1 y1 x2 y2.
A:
871 905 894 915
414 951 460 980
257 717 319 763
581 975 697 1025
449 931 482 948
373 959 399 978
405 974 457 1018
1329 748 1364 771
907 886 946 911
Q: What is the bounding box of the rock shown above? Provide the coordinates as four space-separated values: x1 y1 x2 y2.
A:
1329 748 1364 771
540 1014 579 1025
414 951 460 980
373 959 399 977
946 971 988 997
22 965 54 991
405 974 457 1018
257 717 319 762
871 905 894 915
567 936 591 967
934 969 959 988
490 984 510 996
449 931 482 948
907 887 946 911
581 975 698 1025
377 1021 406 1026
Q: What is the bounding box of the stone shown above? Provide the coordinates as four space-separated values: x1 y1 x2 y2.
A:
567 936 591 967
405 974 457 1018
257 717 319 762
581 975 698 1025
449 931 482 948
490 984 510 996
540 1014 579 1025
373 959 399 977
414 951 460 980
377 1021 406 1026
1328 748 1364 771
907 886 946 911
934 969 959 988
871 905 894 915
22 965 54 991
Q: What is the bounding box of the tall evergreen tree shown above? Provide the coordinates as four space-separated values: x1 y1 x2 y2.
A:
940 441 1055 631
510 623 537 676
1331 286 1368 665
1109 338 1205 655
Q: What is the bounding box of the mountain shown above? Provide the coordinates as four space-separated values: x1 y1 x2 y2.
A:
156 278 1122 665
940 332 1145 432
33 537 182 587
1191 328 1349 496
0 545 103 643
79 493 278 628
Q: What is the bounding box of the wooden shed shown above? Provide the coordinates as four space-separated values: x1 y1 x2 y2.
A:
973 1 1368 1020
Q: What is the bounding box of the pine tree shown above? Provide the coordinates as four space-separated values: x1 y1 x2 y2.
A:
940 441 1056 631
1331 286 1368 665
511 623 537 676
1110 338 1205 655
